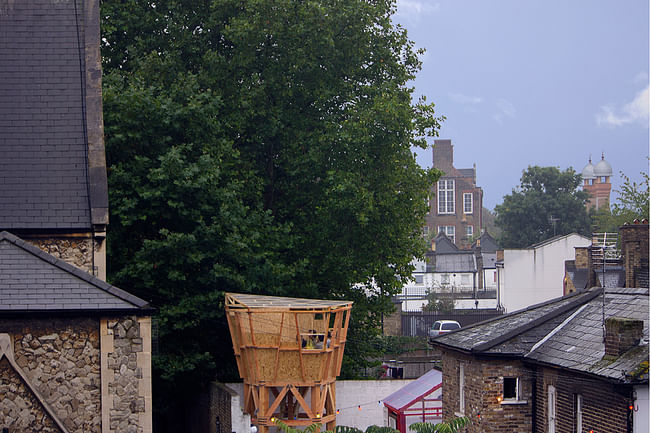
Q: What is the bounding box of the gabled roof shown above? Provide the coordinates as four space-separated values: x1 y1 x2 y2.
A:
472 231 499 253
431 287 649 384
383 368 442 411
434 253 476 273
0 232 149 313
0 0 107 231
527 233 589 249
433 233 459 254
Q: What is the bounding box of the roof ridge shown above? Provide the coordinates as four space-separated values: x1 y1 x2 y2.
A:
470 289 602 352
0 231 148 309
525 303 590 357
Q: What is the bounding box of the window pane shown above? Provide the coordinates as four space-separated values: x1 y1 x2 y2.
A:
504 377 517 399
464 193 473 214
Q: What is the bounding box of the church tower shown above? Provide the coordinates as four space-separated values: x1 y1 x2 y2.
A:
582 153 613 210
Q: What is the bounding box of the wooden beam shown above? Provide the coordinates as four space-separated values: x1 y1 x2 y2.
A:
265 385 290 418
289 385 314 419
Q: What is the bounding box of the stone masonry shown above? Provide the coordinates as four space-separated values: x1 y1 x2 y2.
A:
0 358 62 432
0 318 101 432
25 236 106 279
101 316 152 433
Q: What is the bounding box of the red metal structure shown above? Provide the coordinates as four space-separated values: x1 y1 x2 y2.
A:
383 368 443 432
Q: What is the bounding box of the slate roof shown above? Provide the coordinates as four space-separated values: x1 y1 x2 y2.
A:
565 262 589 290
0 0 107 230
434 253 476 273
431 287 649 384
433 233 459 254
458 168 475 179
472 231 499 253
481 252 497 269
527 288 648 383
0 232 149 313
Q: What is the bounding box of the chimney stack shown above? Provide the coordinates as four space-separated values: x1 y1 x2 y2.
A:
604 317 644 357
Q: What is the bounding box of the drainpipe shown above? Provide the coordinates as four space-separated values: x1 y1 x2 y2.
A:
531 370 537 432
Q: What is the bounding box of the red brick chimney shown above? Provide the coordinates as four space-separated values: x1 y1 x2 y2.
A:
619 221 649 288
604 317 644 357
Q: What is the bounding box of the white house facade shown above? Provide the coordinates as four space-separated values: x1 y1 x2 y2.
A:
497 233 591 313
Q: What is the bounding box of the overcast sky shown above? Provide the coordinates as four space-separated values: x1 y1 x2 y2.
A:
394 0 649 210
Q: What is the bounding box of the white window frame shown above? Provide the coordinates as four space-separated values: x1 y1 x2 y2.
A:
466 225 473 239
574 394 582 433
438 225 455 243
459 363 465 415
441 273 450 285
548 385 556 433
463 192 473 214
438 179 455 214
503 377 520 401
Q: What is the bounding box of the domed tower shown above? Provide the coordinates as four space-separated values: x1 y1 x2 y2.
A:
582 153 612 210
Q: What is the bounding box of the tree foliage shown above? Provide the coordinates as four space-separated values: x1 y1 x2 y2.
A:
495 166 591 248
592 169 649 232
410 416 470 433
422 290 455 312
101 0 443 427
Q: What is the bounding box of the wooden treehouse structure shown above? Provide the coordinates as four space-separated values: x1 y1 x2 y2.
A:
225 293 353 432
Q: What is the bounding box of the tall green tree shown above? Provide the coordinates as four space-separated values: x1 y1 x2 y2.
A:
495 166 590 248
592 169 649 232
101 0 443 427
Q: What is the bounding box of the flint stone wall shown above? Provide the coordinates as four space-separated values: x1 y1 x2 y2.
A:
26 237 96 274
0 318 101 432
0 358 62 432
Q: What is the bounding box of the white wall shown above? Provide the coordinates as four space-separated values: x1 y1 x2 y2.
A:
336 380 413 430
634 385 649 433
499 234 590 313
227 380 414 431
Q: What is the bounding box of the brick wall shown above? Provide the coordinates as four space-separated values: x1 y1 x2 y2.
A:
441 349 533 433
534 367 631 433
620 223 649 289
426 140 483 249
575 247 589 269
383 301 402 336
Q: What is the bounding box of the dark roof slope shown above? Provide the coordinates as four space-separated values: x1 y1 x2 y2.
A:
433 233 459 254
0 231 148 312
432 290 599 354
435 253 476 273
527 288 648 383
432 287 649 384
0 0 107 230
472 231 499 253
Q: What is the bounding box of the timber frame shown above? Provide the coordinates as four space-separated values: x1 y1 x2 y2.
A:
225 293 353 432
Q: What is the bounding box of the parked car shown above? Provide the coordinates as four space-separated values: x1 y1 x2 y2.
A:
428 320 461 344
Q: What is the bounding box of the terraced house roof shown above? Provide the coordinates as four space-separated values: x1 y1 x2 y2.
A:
432 287 649 384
